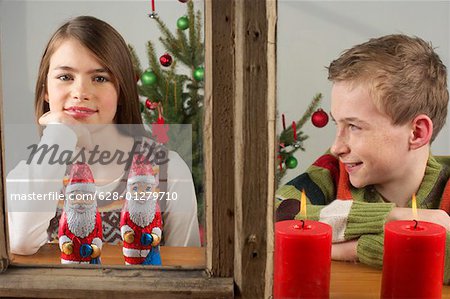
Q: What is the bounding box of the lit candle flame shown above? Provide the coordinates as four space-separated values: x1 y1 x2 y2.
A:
412 193 418 220
301 189 307 219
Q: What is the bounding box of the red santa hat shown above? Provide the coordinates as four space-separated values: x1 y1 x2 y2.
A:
127 154 157 186
65 162 96 195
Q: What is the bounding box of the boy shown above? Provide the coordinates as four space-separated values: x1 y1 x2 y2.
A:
276 34 450 284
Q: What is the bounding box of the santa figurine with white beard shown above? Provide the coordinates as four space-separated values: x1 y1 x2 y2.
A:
58 162 103 264
120 154 162 265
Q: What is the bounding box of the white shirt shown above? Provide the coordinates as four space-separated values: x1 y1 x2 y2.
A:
6 125 200 255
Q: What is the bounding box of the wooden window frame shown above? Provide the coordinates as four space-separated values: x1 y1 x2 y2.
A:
0 0 276 297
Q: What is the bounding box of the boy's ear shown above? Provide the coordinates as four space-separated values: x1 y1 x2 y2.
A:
409 114 433 150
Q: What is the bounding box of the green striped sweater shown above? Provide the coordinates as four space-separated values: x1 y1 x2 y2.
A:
275 153 450 285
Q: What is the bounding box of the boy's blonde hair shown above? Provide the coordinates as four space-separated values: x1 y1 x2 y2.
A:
328 34 448 142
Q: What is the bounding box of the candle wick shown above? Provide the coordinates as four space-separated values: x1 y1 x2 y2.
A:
413 219 418 229
300 219 305 229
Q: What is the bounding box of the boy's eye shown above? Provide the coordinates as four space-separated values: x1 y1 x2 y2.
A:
349 124 360 131
57 74 72 81
146 187 151 192
133 186 138 192
93 76 108 83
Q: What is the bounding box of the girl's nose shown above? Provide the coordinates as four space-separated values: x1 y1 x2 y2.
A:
71 78 92 101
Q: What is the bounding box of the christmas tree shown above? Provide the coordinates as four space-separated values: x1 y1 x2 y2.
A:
128 0 205 222
277 93 327 183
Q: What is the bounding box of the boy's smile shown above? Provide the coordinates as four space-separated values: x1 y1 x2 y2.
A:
330 81 414 191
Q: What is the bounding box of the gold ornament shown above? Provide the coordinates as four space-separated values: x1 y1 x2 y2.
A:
62 175 70 187
153 166 160 175
124 231 135 243
151 234 160 246
90 244 101 258
62 242 73 255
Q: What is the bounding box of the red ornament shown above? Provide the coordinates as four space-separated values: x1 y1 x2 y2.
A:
145 99 158 110
159 53 173 67
311 109 329 128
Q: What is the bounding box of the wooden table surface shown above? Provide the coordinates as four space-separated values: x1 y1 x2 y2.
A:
11 243 205 267
330 261 450 298
11 244 450 298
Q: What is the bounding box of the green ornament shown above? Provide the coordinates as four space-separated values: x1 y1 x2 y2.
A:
285 156 298 169
177 16 189 30
193 67 205 81
141 70 157 85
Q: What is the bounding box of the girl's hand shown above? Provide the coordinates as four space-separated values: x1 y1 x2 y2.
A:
39 111 92 149
39 110 78 126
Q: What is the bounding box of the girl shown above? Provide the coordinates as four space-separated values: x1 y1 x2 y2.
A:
7 16 200 255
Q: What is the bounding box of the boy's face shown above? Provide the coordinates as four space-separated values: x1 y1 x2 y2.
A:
330 81 412 189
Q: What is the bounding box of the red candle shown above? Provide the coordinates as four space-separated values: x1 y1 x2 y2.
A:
381 220 446 299
274 219 332 299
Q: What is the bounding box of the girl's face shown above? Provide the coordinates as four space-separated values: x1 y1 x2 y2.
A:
46 38 118 125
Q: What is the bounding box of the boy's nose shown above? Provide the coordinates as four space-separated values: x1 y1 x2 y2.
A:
330 132 349 156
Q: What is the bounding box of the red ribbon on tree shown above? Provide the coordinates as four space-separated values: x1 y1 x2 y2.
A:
292 121 297 141
149 0 157 18
152 103 169 144
278 155 283 172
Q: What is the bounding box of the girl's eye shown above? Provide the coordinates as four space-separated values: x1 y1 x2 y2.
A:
57 74 72 81
93 76 108 83
133 186 138 192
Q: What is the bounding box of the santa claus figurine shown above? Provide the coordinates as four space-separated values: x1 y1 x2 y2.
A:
59 162 103 264
120 154 162 265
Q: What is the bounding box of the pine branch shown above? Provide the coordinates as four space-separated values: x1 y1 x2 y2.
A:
154 16 178 51
278 93 322 144
130 0 205 213
145 41 159 73
187 0 197 65
195 10 204 65
128 45 143 75
276 93 323 182
297 93 322 129
176 28 190 65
